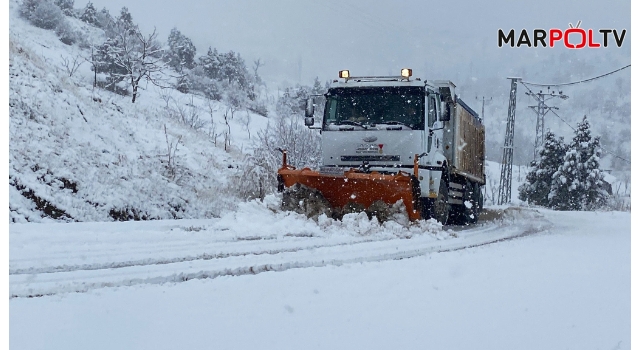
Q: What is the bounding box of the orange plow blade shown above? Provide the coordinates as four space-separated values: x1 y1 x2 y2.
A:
277 167 422 221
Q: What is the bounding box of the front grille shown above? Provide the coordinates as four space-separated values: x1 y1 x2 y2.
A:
340 155 400 162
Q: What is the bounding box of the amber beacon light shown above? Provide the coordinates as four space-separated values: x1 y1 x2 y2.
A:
400 68 412 78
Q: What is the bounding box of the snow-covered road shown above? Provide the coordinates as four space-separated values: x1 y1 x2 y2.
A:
9 200 547 299
9 201 630 350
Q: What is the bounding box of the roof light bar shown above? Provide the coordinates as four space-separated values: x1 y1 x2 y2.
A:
335 69 415 82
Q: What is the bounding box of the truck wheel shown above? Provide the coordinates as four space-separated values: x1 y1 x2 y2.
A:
464 182 479 224
431 171 450 225
449 181 478 225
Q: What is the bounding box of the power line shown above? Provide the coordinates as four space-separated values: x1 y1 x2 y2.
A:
525 88 568 161
520 82 631 165
520 64 630 87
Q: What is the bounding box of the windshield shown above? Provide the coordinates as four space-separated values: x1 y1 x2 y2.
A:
323 87 425 131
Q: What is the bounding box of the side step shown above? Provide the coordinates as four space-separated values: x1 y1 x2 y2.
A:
448 182 464 205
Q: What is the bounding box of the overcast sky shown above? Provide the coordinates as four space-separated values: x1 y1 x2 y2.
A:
86 0 630 89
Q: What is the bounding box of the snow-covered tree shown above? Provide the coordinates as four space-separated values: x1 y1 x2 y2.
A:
185 64 220 100
79 2 98 26
311 77 325 95
54 16 79 45
21 0 65 30
218 51 253 98
93 37 129 93
53 0 74 17
19 0 79 45
166 27 197 71
198 47 220 80
20 0 41 16
116 6 134 31
519 131 566 207
195 48 255 100
95 6 135 38
578 135 608 209
549 116 608 210
223 81 248 111
549 148 581 211
94 19 169 102
95 7 113 30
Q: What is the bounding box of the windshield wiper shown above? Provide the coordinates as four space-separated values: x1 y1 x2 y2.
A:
379 120 411 128
334 120 364 127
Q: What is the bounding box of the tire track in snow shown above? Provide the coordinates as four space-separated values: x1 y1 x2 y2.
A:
9 236 397 275
9 216 551 299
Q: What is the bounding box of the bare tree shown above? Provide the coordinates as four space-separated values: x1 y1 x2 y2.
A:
164 124 182 179
181 95 205 130
109 22 170 103
240 110 252 139
159 87 173 108
162 96 205 131
252 58 263 75
484 177 498 206
61 54 83 77
222 106 233 151
236 112 321 199
87 45 97 87
206 98 223 145
252 58 264 85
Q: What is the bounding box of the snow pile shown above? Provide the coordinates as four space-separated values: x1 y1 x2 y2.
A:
213 194 448 240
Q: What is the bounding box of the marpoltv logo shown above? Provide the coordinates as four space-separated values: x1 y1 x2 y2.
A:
498 21 627 49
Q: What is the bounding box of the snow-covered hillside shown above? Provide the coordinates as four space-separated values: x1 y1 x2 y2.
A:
9 0 269 223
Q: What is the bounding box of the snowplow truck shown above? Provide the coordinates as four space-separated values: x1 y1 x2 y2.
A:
277 69 485 225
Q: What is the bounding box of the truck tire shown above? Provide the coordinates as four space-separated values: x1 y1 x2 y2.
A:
465 182 479 224
449 180 479 225
430 170 450 225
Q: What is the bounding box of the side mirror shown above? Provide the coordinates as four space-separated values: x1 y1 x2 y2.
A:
305 98 315 118
304 117 314 126
440 101 451 121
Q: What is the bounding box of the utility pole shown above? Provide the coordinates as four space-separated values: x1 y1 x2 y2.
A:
526 87 568 161
476 96 492 122
498 77 520 205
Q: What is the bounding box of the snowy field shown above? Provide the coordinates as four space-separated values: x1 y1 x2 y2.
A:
9 200 630 350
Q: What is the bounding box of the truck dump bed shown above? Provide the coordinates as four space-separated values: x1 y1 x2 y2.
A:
446 99 486 184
